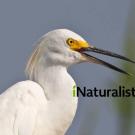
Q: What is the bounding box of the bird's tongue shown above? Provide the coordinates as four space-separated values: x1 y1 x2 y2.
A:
82 47 135 63
79 46 135 75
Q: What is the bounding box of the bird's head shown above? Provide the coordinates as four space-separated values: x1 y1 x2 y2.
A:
26 29 135 79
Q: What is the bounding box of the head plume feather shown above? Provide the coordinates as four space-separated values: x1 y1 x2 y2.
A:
25 38 44 80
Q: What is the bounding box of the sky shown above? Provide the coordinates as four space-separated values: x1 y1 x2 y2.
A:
0 0 131 135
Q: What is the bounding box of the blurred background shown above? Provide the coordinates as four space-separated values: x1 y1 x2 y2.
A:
0 0 135 135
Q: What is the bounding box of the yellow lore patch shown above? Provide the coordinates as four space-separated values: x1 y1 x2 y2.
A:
66 38 89 51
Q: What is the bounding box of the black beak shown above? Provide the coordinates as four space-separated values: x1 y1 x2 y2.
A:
80 47 135 75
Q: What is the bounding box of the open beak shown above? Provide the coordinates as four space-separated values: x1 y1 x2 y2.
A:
79 46 135 76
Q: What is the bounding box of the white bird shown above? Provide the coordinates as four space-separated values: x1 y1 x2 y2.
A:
0 29 134 135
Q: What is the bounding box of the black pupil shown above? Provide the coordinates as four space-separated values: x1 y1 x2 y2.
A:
70 40 73 43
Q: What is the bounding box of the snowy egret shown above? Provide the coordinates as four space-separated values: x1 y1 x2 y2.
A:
0 29 134 135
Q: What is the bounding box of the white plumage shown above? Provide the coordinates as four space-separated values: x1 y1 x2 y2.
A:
0 29 133 135
0 29 82 135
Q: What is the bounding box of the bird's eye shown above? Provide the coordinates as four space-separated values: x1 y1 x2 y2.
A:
66 38 74 46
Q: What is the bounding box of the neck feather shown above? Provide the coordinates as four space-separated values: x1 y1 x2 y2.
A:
25 49 75 100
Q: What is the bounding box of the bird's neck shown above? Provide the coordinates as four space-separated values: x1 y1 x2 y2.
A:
34 64 76 100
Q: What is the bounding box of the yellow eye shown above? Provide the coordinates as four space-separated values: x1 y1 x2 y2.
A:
66 38 75 46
